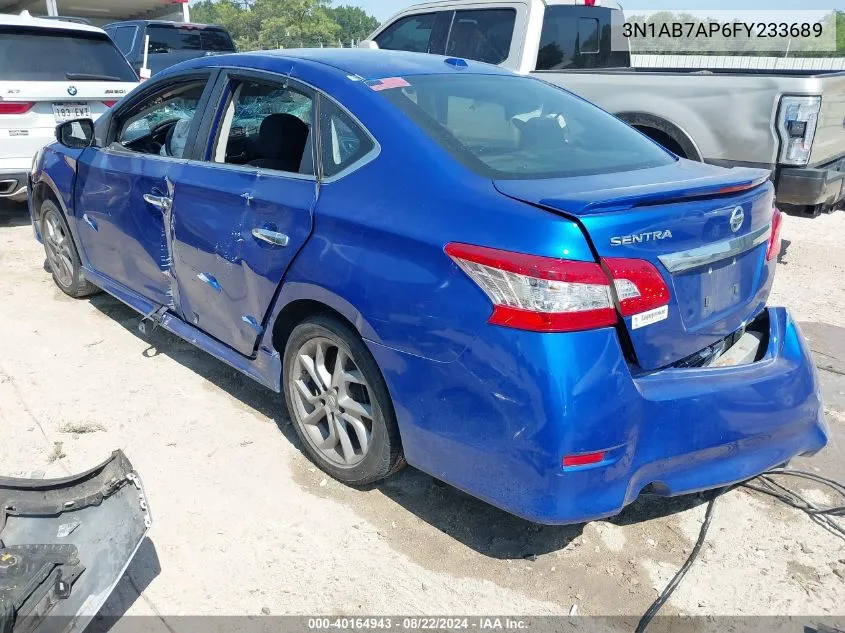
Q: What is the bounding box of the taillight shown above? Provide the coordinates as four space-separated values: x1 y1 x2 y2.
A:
445 242 616 332
0 102 35 115
103 100 117 107
602 257 671 317
767 207 783 261
445 243 672 333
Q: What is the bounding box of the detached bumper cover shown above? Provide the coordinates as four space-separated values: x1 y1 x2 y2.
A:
776 155 845 207
369 307 827 524
0 451 150 633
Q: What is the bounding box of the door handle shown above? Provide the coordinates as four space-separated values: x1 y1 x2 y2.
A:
251 228 289 247
143 193 172 212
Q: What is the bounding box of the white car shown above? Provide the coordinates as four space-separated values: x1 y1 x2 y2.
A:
0 12 139 201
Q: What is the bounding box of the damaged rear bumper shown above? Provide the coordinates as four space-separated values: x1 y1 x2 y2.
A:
1 451 150 633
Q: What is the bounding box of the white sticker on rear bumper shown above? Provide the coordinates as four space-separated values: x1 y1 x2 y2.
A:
631 305 669 330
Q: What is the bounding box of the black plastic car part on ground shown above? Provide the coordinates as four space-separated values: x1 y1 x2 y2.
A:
0 451 150 633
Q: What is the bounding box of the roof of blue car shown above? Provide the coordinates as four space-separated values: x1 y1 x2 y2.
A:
183 48 513 81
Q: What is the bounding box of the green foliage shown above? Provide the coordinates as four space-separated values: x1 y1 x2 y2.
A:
324 5 380 45
191 0 380 50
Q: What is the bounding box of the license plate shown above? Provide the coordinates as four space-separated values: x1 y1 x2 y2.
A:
52 102 91 122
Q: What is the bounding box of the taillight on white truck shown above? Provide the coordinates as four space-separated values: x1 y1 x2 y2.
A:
445 243 670 333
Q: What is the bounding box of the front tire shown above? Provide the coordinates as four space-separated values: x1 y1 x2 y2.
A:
40 199 98 298
283 315 405 486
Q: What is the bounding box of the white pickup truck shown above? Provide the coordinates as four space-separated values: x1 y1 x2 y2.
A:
363 0 845 215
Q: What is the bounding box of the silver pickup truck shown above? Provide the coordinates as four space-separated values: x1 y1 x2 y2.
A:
363 0 845 215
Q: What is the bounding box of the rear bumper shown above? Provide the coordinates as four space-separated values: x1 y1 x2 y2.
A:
0 170 29 201
369 306 827 524
775 156 845 207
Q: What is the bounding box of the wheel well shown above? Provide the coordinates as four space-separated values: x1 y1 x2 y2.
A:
271 299 358 355
30 183 59 222
635 126 688 158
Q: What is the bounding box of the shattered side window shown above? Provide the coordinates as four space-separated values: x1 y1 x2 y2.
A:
214 80 314 175
116 81 207 157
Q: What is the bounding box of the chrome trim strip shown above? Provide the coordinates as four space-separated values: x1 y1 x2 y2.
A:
658 223 772 273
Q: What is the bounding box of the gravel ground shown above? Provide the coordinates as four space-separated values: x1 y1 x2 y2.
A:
0 200 843 624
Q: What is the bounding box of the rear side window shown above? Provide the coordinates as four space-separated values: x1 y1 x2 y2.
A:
535 6 629 70
319 96 374 178
0 26 137 81
380 74 673 180
375 13 436 52
444 9 515 65
147 25 235 53
109 25 137 55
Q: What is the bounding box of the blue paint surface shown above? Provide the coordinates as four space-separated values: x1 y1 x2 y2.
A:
30 49 826 523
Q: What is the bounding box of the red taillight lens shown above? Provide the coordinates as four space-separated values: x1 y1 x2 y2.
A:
0 102 35 115
602 257 671 317
102 100 117 107
446 243 673 333
766 207 783 261
445 242 616 333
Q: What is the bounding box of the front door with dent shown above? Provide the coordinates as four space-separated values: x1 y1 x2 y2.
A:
74 74 215 308
169 73 317 356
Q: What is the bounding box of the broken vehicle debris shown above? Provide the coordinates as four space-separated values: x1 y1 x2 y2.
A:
0 451 149 633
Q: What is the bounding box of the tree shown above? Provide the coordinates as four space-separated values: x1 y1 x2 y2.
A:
190 0 379 50
324 5 380 45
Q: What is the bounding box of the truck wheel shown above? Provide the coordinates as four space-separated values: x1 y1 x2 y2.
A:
283 315 405 486
40 200 99 298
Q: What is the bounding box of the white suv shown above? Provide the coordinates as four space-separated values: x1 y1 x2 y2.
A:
0 12 139 201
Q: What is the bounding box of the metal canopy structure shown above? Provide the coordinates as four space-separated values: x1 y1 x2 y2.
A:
0 0 189 25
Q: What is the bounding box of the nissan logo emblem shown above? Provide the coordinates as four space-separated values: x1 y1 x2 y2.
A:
729 206 744 233
67 85 77 96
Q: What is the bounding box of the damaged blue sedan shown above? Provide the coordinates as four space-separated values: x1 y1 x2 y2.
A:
29 49 827 524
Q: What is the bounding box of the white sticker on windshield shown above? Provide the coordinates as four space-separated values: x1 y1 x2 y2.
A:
631 305 669 330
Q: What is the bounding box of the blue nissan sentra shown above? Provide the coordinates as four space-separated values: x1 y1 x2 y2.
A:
29 49 828 524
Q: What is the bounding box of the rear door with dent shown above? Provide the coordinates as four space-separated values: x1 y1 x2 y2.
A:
168 70 317 357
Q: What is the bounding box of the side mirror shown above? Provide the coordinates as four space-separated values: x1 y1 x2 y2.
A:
358 39 379 49
56 118 95 149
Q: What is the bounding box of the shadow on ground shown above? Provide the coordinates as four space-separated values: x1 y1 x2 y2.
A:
90 537 162 629
0 200 30 228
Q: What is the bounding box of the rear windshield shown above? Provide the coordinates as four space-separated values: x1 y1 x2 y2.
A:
380 74 674 180
0 27 137 82
147 25 236 53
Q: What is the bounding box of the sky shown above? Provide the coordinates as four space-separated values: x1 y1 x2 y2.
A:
342 0 843 22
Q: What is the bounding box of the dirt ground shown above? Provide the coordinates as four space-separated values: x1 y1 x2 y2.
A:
0 200 843 623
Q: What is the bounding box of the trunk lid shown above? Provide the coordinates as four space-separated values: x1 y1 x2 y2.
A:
494 161 777 370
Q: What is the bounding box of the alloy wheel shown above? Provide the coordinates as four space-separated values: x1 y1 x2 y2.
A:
43 209 74 287
290 336 374 467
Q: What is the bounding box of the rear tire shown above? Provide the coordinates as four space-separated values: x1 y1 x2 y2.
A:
40 199 99 298
283 315 405 486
